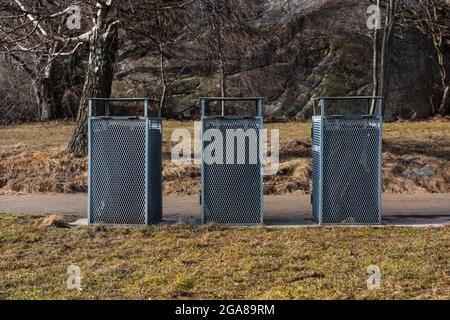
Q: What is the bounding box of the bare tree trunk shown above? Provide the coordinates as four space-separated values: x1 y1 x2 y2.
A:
403 0 449 115
159 48 167 116
371 24 379 114
157 11 167 117
439 85 450 115
436 46 449 115
379 0 396 116
37 61 57 121
66 25 118 156
33 78 55 121
9 52 57 121
219 56 227 116
218 38 227 116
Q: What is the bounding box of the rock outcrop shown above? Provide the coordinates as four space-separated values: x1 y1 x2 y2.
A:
112 0 442 121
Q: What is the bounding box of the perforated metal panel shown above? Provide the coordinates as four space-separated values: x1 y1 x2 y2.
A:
88 98 162 226
311 117 322 223
147 120 163 223
312 97 382 225
201 98 264 225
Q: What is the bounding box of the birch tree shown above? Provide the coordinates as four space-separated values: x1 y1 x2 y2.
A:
369 0 398 115
0 0 119 154
67 0 192 155
66 0 119 156
0 0 86 120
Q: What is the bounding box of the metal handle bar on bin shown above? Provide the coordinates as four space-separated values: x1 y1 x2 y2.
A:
88 98 161 118
200 97 264 118
312 96 383 117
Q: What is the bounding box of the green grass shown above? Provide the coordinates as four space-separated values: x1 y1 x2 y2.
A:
0 214 448 300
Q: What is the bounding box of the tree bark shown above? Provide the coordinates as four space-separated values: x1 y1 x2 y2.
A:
36 62 56 121
159 48 167 116
158 39 167 116
218 35 227 116
370 23 379 114
379 0 396 116
439 85 450 115
9 52 57 121
436 45 449 115
157 10 167 117
219 54 227 115
66 24 118 156
407 0 449 115
33 79 55 121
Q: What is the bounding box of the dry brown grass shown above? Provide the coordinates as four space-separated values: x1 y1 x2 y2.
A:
0 214 448 299
0 149 87 193
0 121 86 194
0 119 449 195
35 215 70 229
381 120 450 193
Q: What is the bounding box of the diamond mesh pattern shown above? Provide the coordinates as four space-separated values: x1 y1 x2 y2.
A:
202 117 263 224
312 116 382 224
312 117 322 223
89 118 162 225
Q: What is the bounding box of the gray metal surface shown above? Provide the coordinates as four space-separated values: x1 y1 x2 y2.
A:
201 97 264 225
88 98 162 225
312 97 382 225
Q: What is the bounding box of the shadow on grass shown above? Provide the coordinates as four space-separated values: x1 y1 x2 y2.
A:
383 139 450 161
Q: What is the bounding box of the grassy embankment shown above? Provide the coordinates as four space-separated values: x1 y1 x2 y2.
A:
0 119 449 195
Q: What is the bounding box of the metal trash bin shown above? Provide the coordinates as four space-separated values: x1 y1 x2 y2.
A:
311 96 382 225
200 97 264 225
88 98 162 225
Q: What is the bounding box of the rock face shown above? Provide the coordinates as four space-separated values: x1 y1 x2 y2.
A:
112 0 442 120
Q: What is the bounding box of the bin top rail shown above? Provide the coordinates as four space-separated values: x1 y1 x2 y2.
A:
313 96 383 117
88 97 161 118
201 97 264 118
